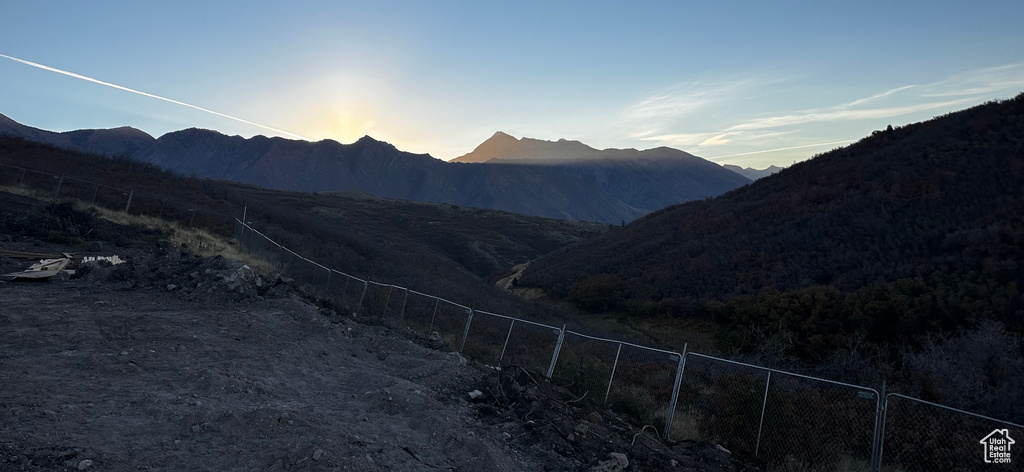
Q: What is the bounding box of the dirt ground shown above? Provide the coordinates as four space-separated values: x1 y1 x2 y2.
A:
0 192 758 472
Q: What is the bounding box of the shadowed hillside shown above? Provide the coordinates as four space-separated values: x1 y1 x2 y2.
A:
0 136 606 315
522 94 1024 362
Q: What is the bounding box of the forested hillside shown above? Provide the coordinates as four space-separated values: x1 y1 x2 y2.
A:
522 94 1024 361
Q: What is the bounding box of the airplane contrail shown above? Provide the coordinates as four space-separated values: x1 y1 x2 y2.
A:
706 139 856 161
0 53 311 141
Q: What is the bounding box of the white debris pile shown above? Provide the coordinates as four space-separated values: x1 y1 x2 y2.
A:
81 255 125 266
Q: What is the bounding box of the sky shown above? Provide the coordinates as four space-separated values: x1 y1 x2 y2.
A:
1 1 1023 169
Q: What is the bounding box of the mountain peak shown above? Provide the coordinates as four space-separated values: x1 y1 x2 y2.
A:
451 132 711 166
490 131 517 141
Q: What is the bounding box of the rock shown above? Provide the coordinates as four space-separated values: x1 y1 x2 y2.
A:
715 444 731 454
450 352 468 365
376 351 388 361
191 424 201 433
312 449 323 461
586 411 604 425
57 449 78 461
566 433 575 442
589 453 628 472
87 241 102 252
467 390 486 402
670 459 678 467
77 459 94 470
166 284 178 291
501 432 512 441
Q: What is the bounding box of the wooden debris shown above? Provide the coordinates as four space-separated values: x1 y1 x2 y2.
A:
1 257 73 281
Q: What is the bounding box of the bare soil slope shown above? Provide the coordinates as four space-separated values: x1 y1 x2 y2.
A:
0 193 755 471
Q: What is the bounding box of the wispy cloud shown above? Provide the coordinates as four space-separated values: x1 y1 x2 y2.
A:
0 53 311 140
630 62 1024 162
622 79 755 138
724 97 977 132
919 63 1024 98
642 129 794 148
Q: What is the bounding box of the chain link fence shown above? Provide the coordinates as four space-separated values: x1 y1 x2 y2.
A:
6 160 1023 471
757 372 879 471
235 219 1024 472
549 331 624 405
672 354 771 454
0 163 235 233
496 318 563 375
604 343 683 435
880 394 1024 471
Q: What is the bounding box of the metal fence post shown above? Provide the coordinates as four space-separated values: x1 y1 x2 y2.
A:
53 174 64 200
459 308 474 352
398 288 408 323
124 189 134 213
604 343 623 405
663 343 687 440
498 320 516 364
91 183 99 203
382 286 394 318
427 298 440 333
323 268 332 298
870 380 887 472
19 168 26 186
754 370 773 457
353 281 368 317
545 325 567 378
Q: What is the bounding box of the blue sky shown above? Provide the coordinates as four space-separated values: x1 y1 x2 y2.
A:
1 1 1022 168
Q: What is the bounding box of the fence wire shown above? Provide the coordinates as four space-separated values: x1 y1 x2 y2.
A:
397 290 441 335
604 344 681 432
549 332 631 408
0 163 233 233
672 354 770 456
462 311 514 366
758 372 878 471
496 318 561 374
881 394 1024 472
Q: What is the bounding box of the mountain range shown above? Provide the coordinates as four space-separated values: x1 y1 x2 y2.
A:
455 131 781 180
722 164 783 180
0 114 750 223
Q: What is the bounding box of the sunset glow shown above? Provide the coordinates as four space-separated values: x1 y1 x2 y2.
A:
1 1 1022 168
